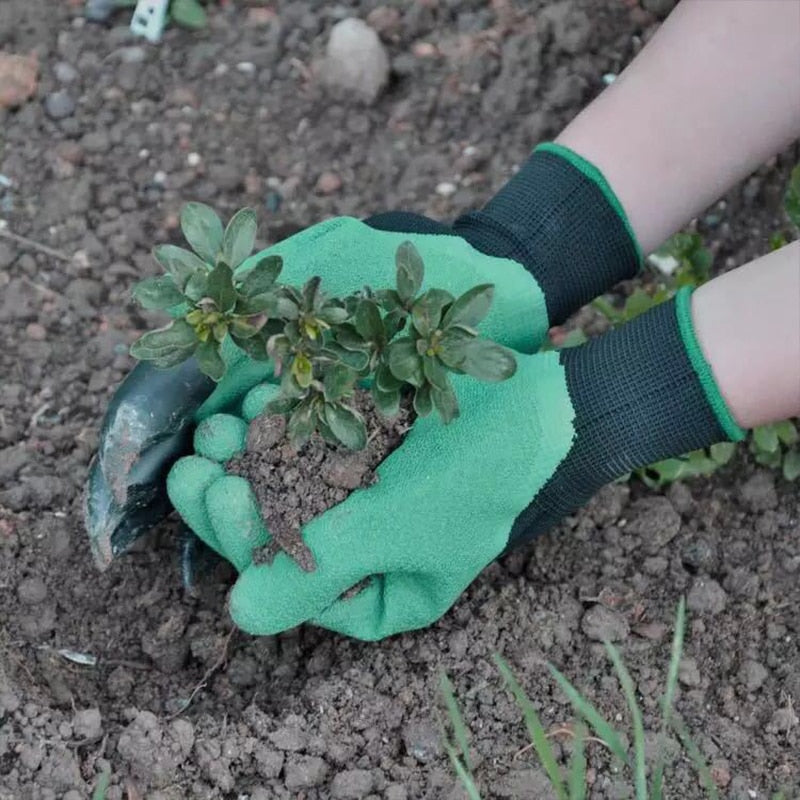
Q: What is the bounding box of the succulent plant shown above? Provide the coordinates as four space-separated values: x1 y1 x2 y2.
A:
131 204 517 450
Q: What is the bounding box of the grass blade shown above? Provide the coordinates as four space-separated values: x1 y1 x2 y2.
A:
444 742 483 800
605 642 647 800
651 598 687 799
672 715 719 800
549 664 630 767
568 723 587 800
494 654 567 800
92 766 111 800
439 672 473 772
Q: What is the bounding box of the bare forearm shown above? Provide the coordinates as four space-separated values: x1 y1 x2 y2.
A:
557 0 800 253
693 241 800 429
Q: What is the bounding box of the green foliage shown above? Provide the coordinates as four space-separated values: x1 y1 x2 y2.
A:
749 419 800 480
784 163 800 229
442 599 725 800
132 206 516 450
91 766 112 800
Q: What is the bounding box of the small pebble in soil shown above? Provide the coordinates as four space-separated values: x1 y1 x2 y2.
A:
323 18 390 104
45 90 76 119
687 577 728 615
581 604 629 642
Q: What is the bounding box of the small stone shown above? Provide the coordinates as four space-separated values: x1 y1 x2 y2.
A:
678 657 701 687
321 452 370 490
153 171 167 185
73 708 102 740
0 52 39 109
268 725 306 752
316 171 342 194
187 152 201 167
247 415 286 452
85 0 116 22
116 46 146 64
45 90 76 119
26 323 47 341
18 576 47 605
367 7 401 37
402 719 442 763
435 181 457 197
236 61 256 74
81 131 110 153
738 659 768 692
54 61 78 83
284 755 329 789
331 768 375 799
625 497 681 554
581 604 629 642
710 762 731 789
208 162 241 191
687 577 727 615
323 18 390 104
680 536 718 573
740 471 778 511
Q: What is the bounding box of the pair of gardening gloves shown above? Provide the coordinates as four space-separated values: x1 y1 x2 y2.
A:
126 144 746 640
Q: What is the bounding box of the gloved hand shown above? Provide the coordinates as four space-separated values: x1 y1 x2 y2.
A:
167 289 744 639
87 143 642 564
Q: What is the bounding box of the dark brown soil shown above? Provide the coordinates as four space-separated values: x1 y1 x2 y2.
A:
1 1 799 798
227 391 413 572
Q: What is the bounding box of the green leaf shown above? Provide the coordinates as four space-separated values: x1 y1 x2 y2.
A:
336 324 370 352
238 254 282 297
783 449 800 481
774 419 798 446
206 262 237 313
280 366 305 399
413 384 433 417
354 299 385 343
317 303 350 325
422 356 450 391
195 340 226 381
439 672 473 773
266 395 300 416
375 288 403 313
785 163 800 228
373 385 400 418
153 244 209 289
129 319 198 367
324 403 367 450
229 314 267 339
460 340 517 382
753 424 779 454
133 275 185 310
431 383 459 423
181 202 223 264
709 441 737 465
235 293 277 316
92 765 112 800
623 287 659 320
291 353 314 389
323 364 356 402
442 284 494 329
411 289 454 337
222 207 257 269
437 327 474 369
388 338 424 387
755 448 782 469
396 241 424 303
321 343 370 372
288 401 315 446
302 276 323 312
376 363 403 393
183 270 209 302
170 0 208 28
383 308 408 340
275 294 300 320
230 332 269 361
671 716 719 800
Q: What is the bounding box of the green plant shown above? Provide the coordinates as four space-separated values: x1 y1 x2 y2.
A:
131 204 517 450
442 599 779 799
91 766 112 800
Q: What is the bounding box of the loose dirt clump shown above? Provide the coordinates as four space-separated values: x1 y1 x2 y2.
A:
226 391 413 571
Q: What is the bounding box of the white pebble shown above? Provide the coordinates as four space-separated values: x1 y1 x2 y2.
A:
153 171 167 185
187 152 201 167
435 181 457 198
236 62 256 74
138 148 150 159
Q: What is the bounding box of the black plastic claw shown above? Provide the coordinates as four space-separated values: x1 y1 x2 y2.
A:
84 358 215 569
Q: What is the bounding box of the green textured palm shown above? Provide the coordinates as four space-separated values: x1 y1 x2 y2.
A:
167 351 575 640
192 216 548 420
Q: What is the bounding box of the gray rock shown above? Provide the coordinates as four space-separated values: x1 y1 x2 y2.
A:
402 718 442 763
687 577 728 615
680 536 718 573
0 241 15 269
581 604 629 642
323 18 390 104
81 131 110 153
54 62 78 83
284 755 329 789
18 576 47 605
741 471 778 511
208 162 242 192
738 659 768 692
331 768 375 799
73 708 102 740
85 0 117 22
678 657 701 687
626 496 681 554
45 91 76 120
540 1 591 55
269 725 307 752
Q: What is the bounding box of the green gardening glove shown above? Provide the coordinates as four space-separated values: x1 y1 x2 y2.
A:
168 289 744 639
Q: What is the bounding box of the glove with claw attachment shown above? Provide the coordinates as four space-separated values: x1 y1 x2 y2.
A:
86 143 642 563
168 288 744 639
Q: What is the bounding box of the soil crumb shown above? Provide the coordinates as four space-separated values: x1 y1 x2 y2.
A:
226 391 412 571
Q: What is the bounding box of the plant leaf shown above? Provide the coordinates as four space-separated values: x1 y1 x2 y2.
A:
375 363 402 393
460 340 517 382
375 288 403 312
442 284 494 329
413 384 433 417
230 332 269 361
206 262 237 313
709 441 736 465
184 270 209 302
354 299 384 343
230 314 267 339
239 254 282 297
388 337 424 387
222 207 257 269
783 448 800 481
288 401 315 446
318 303 350 325
335 324 370 352
195 340 226 381
322 343 370 372
411 288 454 337
323 364 356 402
181 202 223 264
373 385 400 418
438 327 474 369
774 419 799 446
439 672 473 773
291 353 314 389
302 276 323 312
129 319 198 367
171 0 208 28
431 383 459 423
133 275 185 310
753 424 779 454
396 241 424 304
153 244 209 289
423 355 450 391
324 403 367 450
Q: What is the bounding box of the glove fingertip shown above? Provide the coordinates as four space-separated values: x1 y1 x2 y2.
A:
194 413 248 462
242 382 281 422
166 455 225 553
